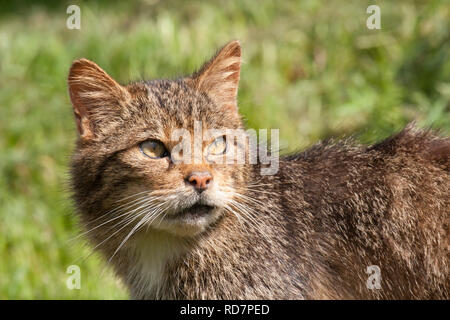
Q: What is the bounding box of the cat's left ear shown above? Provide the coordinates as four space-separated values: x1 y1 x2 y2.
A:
187 40 241 112
68 59 130 140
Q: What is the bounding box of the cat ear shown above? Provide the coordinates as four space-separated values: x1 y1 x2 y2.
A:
68 59 130 140
188 40 241 112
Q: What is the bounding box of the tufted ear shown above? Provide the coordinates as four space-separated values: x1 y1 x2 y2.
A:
188 40 241 112
68 59 130 140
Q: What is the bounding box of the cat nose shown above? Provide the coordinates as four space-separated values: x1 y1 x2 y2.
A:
186 172 213 192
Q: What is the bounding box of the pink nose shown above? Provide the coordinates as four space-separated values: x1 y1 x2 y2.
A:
187 172 213 191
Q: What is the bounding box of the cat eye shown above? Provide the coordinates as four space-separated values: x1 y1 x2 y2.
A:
208 136 227 156
140 140 169 159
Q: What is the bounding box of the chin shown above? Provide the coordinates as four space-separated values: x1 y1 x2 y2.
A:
153 205 222 237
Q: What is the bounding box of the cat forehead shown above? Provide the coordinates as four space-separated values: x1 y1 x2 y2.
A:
147 79 206 108
127 79 206 112
126 79 239 129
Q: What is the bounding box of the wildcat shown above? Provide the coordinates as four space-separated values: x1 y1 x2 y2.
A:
68 41 449 299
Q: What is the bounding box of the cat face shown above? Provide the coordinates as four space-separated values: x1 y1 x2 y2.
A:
69 41 250 237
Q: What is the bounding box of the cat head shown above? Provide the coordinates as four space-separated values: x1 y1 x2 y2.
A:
69 41 252 238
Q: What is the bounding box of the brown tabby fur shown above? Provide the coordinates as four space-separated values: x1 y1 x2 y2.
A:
68 41 449 299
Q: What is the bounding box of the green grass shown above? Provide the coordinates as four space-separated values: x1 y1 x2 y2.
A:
0 0 448 299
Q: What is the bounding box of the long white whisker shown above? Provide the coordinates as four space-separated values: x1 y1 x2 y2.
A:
88 192 151 224
100 201 170 276
69 197 155 243
77 198 163 264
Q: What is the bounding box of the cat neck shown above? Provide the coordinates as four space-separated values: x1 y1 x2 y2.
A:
124 229 188 299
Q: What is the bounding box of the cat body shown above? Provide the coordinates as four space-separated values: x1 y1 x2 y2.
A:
68 41 449 299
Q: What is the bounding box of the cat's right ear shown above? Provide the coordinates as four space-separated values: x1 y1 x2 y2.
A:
68 59 130 140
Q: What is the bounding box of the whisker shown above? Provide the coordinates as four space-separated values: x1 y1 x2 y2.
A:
112 190 151 204
224 196 272 242
75 197 165 264
66 195 152 244
85 193 151 226
100 202 169 277
68 196 154 243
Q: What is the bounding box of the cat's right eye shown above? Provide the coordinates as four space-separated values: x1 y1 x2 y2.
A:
140 140 168 159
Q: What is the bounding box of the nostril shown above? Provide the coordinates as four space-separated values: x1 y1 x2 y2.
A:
188 176 197 185
188 177 201 189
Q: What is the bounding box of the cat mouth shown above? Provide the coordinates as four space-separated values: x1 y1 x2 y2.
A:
155 202 221 236
171 203 215 219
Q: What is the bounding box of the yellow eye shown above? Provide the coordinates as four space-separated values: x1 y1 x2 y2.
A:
140 140 168 159
208 136 227 155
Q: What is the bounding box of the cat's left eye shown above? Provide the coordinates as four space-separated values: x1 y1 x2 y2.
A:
208 136 227 156
140 140 168 159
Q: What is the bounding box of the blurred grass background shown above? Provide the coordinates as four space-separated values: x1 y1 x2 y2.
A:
0 0 448 299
